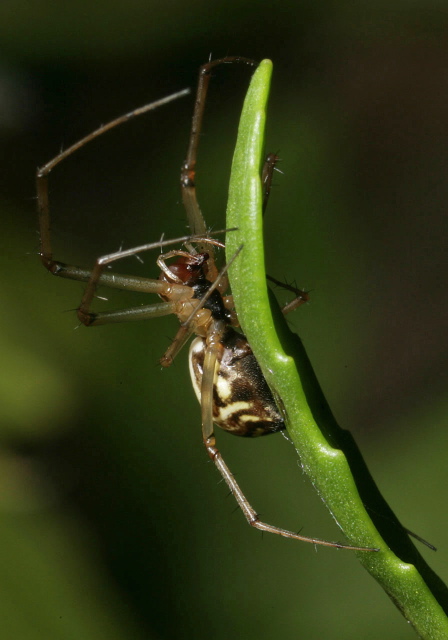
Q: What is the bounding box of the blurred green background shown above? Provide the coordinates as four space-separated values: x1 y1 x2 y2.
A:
1 1 447 638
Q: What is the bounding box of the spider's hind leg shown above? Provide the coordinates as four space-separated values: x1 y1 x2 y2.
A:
199 321 377 551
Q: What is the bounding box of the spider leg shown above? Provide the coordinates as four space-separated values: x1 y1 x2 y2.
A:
206 446 378 550
160 323 198 368
37 89 189 273
266 275 310 315
36 89 197 329
181 56 257 278
210 441 379 551
281 292 310 315
199 321 377 551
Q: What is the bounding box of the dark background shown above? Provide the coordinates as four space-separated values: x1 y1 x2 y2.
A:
1 2 447 638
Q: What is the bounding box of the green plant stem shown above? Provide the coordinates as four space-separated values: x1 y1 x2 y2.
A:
225 58 448 639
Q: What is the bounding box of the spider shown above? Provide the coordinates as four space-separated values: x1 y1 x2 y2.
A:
37 56 376 552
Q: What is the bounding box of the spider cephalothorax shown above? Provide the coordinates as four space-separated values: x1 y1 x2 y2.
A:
158 251 233 331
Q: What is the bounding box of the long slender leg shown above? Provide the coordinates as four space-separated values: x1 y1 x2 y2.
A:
37 89 189 273
181 56 257 273
207 443 378 550
199 323 378 551
266 274 310 314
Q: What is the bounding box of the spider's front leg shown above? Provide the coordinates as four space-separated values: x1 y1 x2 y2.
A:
181 55 256 273
37 87 190 278
36 87 192 329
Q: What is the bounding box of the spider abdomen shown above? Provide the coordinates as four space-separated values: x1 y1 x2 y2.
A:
189 328 285 437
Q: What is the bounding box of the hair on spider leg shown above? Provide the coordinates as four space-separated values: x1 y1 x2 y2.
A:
266 273 310 297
